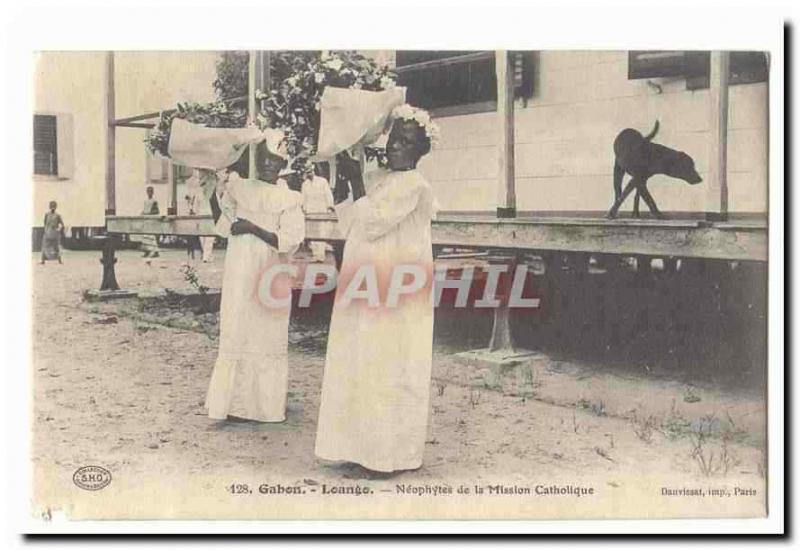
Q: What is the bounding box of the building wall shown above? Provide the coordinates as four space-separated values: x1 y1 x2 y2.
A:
34 50 768 229
414 51 768 214
33 51 107 228
32 51 220 228
114 51 219 216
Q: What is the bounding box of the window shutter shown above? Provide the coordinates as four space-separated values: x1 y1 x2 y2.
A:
396 51 497 111
511 51 534 99
56 113 74 179
628 51 688 79
33 114 58 176
628 50 767 90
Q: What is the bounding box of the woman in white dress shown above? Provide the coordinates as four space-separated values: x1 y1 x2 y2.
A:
205 130 305 423
315 107 439 473
301 167 335 262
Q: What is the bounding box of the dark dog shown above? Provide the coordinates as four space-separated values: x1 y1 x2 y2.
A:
607 121 702 219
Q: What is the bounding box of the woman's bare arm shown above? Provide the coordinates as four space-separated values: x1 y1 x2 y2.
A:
230 219 278 249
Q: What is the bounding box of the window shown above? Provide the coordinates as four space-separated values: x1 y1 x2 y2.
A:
145 130 171 183
34 115 58 176
173 164 193 185
628 51 769 90
33 113 74 179
395 51 534 116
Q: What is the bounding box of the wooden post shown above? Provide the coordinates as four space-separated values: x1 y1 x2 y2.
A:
487 253 519 352
248 51 271 178
104 51 116 216
706 51 730 222
101 52 120 291
248 51 257 179
495 50 516 219
168 163 178 215
254 50 271 109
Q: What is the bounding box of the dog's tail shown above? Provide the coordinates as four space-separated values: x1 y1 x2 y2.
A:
644 119 660 141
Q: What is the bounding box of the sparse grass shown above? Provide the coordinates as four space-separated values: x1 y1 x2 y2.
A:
515 364 540 403
469 388 482 409
683 385 701 403
630 409 658 444
434 367 454 397
661 399 692 440
689 414 740 477
575 397 604 416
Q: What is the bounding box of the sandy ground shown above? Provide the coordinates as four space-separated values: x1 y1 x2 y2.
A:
31 248 768 520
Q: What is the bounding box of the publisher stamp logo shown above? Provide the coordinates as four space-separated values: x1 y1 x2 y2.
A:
73 466 112 491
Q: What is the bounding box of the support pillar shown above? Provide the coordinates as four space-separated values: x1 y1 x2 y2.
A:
99 236 120 291
248 50 271 178
487 254 519 352
168 163 178 215
456 252 538 375
104 51 116 216
495 50 516 219
705 51 730 222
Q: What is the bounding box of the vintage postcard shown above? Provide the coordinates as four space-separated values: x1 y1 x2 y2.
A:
18 14 783 531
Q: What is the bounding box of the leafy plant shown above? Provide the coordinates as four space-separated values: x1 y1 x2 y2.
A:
213 51 249 100
145 51 398 175
180 264 208 295
661 399 692 440
683 385 702 403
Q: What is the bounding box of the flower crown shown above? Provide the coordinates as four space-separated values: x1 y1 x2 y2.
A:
390 104 441 146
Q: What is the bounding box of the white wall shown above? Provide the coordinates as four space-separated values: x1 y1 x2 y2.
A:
416 51 768 214
33 52 107 228
34 50 767 226
33 51 221 226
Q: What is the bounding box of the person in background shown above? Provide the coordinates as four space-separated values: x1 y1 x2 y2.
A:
186 169 217 263
139 186 160 263
40 200 64 265
301 164 335 262
184 194 202 261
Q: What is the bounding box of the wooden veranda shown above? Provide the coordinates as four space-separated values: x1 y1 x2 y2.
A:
98 50 768 357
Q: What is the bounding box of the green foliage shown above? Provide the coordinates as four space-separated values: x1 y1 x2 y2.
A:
180 263 208 295
257 51 396 174
144 51 397 174
213 51 248 100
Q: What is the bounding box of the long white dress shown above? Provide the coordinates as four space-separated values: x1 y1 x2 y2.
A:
301 175 335 261
315 168 437 472
205 177 305 422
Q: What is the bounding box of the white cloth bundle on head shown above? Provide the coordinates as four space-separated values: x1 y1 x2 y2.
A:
315 87 407 159
167 118 264 170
